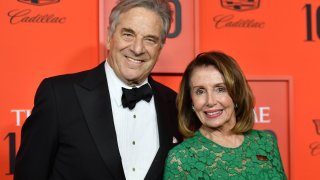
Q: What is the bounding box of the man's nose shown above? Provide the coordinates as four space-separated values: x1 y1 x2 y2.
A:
130 38 145 55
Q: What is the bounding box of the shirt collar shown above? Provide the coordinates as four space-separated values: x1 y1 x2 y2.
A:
104 60 149 106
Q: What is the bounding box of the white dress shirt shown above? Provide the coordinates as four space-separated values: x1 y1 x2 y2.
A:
105 61 159 180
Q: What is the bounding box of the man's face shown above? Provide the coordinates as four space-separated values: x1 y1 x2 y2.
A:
107 7 163 86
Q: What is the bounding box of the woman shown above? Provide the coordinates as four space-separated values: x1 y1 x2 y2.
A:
164 51 287 179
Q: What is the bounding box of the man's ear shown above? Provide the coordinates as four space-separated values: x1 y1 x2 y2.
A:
106 33 111 50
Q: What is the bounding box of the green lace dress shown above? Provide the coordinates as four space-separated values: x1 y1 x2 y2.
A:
164 130 287 180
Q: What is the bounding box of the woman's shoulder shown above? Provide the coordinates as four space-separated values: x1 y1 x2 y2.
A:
245 129 278 149
168 132 206 156
246 129 276 139
169 135 197 152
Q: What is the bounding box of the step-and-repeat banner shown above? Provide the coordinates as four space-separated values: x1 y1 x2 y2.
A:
1 0 320 179
0 0 100 179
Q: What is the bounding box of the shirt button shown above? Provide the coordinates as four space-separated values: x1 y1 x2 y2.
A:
132 168 135 171
132 141 135 145
133 114 136 118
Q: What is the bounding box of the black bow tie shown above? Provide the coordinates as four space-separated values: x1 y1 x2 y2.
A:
121 84 153 110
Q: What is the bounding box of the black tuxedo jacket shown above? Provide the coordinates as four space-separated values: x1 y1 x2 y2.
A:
14 62 182 180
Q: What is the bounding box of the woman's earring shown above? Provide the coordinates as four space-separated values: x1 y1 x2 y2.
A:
192 105 195 111
235 103 238 109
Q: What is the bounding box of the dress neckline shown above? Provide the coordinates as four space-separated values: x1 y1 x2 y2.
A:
195 130 248 150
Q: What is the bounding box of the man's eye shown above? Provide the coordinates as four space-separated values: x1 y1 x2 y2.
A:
123 33 133 36
144 38 157 45
122 33 134 40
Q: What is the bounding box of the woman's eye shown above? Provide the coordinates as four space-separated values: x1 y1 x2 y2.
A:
216 87 226 93
195 89 205 95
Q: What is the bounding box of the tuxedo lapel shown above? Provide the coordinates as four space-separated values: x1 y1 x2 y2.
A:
145 77 174 180
74 62 125 180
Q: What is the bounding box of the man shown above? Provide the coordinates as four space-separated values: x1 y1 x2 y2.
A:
14 0 182 179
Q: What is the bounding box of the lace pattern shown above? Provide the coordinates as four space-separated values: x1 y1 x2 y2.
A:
164 130 287 180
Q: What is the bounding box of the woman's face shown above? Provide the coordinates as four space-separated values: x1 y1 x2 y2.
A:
190 65 236 131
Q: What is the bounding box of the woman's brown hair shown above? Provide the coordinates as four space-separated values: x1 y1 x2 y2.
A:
177 51 255 138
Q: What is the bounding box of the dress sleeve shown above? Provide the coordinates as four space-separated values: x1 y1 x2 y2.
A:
163 149 187 180
268 131 288 179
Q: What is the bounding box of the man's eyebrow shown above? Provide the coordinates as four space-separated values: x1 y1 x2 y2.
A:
145 34 160 41
121 28 135 34
121 27 160 42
